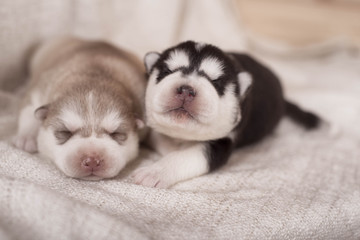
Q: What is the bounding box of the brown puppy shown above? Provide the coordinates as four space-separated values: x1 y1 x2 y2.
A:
13 37 146 180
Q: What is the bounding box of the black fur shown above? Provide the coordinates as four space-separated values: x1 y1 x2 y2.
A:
229 53 286 148
205 138 233 171
285 101 320 129
203 52 320 172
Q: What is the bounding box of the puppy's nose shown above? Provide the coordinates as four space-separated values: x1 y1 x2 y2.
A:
176 85 196 100
81 156 102 170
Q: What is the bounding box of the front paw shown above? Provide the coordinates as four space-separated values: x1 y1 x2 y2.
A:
131 165 173 189
13 135 38 153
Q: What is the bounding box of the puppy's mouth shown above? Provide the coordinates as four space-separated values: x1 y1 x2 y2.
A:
165 106 198 122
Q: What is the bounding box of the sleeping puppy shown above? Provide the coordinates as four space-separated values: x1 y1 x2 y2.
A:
13 37 146 180
133 40 320 188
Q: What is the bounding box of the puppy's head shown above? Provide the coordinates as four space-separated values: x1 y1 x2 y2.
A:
35 83 143 180
144 41 252 141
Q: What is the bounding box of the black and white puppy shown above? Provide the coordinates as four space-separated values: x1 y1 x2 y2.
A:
133 41 320 188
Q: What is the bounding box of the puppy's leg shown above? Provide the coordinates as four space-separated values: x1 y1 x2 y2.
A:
133 143 208 188
133 138 233 188
13 103 41 153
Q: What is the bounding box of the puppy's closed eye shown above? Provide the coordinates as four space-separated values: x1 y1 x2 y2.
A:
54 130 73 144
162 67 173 75
109 132 127 144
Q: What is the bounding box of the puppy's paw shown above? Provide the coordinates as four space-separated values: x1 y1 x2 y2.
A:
131 165 173 189
13 135 38 153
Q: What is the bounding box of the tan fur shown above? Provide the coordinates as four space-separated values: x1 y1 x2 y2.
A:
13 37 147 178
27 37 146 133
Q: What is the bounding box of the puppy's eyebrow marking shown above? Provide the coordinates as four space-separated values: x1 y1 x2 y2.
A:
165 50 190 71
59 109 83 132
101 111 122 133
199 57 224 80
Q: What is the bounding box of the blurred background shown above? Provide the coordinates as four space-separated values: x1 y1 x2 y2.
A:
1 0 359 90
237 0 360 47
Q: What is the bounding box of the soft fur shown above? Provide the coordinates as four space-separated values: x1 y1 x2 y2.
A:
133 40 320 188
13 37 147 180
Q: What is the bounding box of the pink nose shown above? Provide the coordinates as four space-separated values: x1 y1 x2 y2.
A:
81 156 102 171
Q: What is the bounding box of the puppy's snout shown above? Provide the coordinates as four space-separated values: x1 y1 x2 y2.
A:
176 85 196 101
81 156 102 171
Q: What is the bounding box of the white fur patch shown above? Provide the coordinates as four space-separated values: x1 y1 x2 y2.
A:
237 72 253 98
59 109 83 132
165 50 190 71
199 57 224 80
101 111 121 133
132 142 209 188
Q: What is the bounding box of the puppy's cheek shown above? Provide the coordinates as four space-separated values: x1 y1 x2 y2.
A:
153 90 174 112
54 155 76 177
100 152 127 178
193 95 218 123
37 129 79 177
97 144 126 177
145 73 159 108
150 89 165 113
97 133 140 177
38 133 87 178
54 141 86 178
147 79 171 114
193 81 220 120
146 71 184 114
145 84 160 125
37 127 62 166
117 133 140 164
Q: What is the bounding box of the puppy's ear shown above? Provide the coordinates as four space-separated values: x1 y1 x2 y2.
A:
34 104 49 121
144 52 160 73
135 119 145 130
237 72 252 100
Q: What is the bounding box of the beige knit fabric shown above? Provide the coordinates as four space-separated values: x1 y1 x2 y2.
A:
1 1 360 239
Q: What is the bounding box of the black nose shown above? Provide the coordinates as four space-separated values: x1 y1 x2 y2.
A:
176 85 196 97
